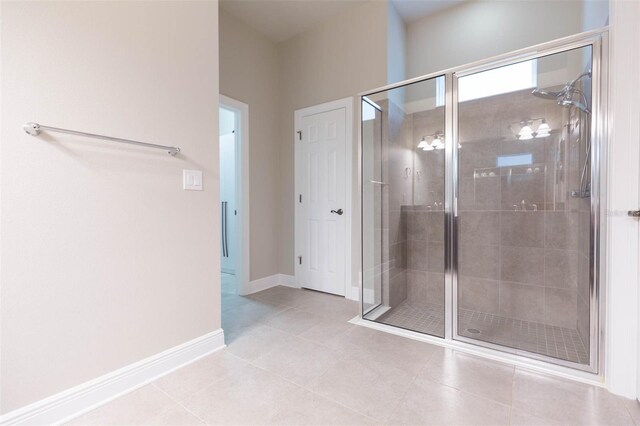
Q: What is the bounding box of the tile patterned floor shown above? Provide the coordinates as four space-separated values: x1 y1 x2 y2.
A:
69 286 637 425
376 302 588 364
221 272 235 295
458 308 589 364
376 302 445 337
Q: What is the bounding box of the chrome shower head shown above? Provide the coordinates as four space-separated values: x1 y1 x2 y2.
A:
531 70 592 114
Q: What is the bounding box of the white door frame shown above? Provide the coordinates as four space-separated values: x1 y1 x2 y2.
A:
220 94 250 296
294 97 353 297
607 1 640 399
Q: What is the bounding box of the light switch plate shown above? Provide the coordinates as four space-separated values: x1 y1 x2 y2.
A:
183 170 203 191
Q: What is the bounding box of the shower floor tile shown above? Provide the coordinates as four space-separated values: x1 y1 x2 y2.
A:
377 302 445 337
458 309 589 365
376 302 589 365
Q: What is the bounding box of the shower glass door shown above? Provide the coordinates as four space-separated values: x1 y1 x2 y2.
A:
454 45 595 367
361 33 603 373
361 75 447 337
362 98 383 315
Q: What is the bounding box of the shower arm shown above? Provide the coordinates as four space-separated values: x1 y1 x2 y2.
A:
569 70 592 87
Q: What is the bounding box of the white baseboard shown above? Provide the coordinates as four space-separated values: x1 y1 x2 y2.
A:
278 274 297 288
347 285 360 301
0 329 225 426
247 273 297 294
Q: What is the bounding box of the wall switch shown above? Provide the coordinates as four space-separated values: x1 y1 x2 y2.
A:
183 170 203 191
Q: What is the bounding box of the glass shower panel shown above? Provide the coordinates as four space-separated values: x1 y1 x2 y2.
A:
361 76 446 337
362 99 383 314
455 46 593 365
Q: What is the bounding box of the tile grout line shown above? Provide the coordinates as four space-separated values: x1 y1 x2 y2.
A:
151 382 210 425
381 349 447 423
252 289 521 418
225 293 364 414
245 353 380 424
233 302 419 424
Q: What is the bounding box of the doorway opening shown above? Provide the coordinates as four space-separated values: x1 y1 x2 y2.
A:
219 95 250 297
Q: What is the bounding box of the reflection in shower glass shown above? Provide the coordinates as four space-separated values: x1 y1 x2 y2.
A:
455 46 593 365
362 76 446 337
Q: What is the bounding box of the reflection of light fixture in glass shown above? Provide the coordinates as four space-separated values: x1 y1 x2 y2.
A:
518 123 534 140
510 118 552 140
535 120 551 138
418 132 444 151
432 135 445 150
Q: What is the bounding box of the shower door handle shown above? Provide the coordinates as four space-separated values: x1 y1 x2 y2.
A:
628 210 640 218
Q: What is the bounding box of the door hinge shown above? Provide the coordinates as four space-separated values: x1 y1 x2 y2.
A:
298 256 302 265
299 194 302 203
297 130 302 141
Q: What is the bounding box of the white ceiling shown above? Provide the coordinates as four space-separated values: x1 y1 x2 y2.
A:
391 0 466 23
220 0 369 43
220 0 466 44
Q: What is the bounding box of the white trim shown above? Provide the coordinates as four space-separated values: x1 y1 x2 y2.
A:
606 1 640 399
350 317 606 388
219 95 250 296
246 274 298 294
361 304 391 321
294 97 354 298
348 285 360 301
0 330 225 426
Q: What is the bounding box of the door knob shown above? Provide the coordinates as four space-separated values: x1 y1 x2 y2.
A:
331 209 344 215
629 210 640 217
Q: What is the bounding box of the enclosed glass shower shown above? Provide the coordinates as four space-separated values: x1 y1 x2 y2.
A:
361 34 604 372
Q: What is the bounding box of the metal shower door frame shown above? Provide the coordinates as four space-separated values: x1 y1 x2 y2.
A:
359 28 608 376
449 32 607 374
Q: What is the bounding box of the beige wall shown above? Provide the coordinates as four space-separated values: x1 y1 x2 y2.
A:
407 0 588 78
274 0 594 282
387 1 406 85
278 1 389 281
219 10 282 281
0 1 219 413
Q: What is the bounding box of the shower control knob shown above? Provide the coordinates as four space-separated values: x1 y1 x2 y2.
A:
628 210 640 217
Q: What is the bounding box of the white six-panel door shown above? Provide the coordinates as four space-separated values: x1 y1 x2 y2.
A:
296 107 347 296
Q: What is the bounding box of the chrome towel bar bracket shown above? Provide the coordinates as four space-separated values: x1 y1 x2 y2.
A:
23 122 181 156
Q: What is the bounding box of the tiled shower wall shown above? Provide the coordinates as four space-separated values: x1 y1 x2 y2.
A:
384 89 590 333
574 104 592 352
404 207 445 308
380 99 411 308
404 105 446 310
456 89 588 331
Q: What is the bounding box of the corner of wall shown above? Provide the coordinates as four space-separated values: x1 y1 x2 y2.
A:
386 0 407 85
276 0 390 282
219 8 283 282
